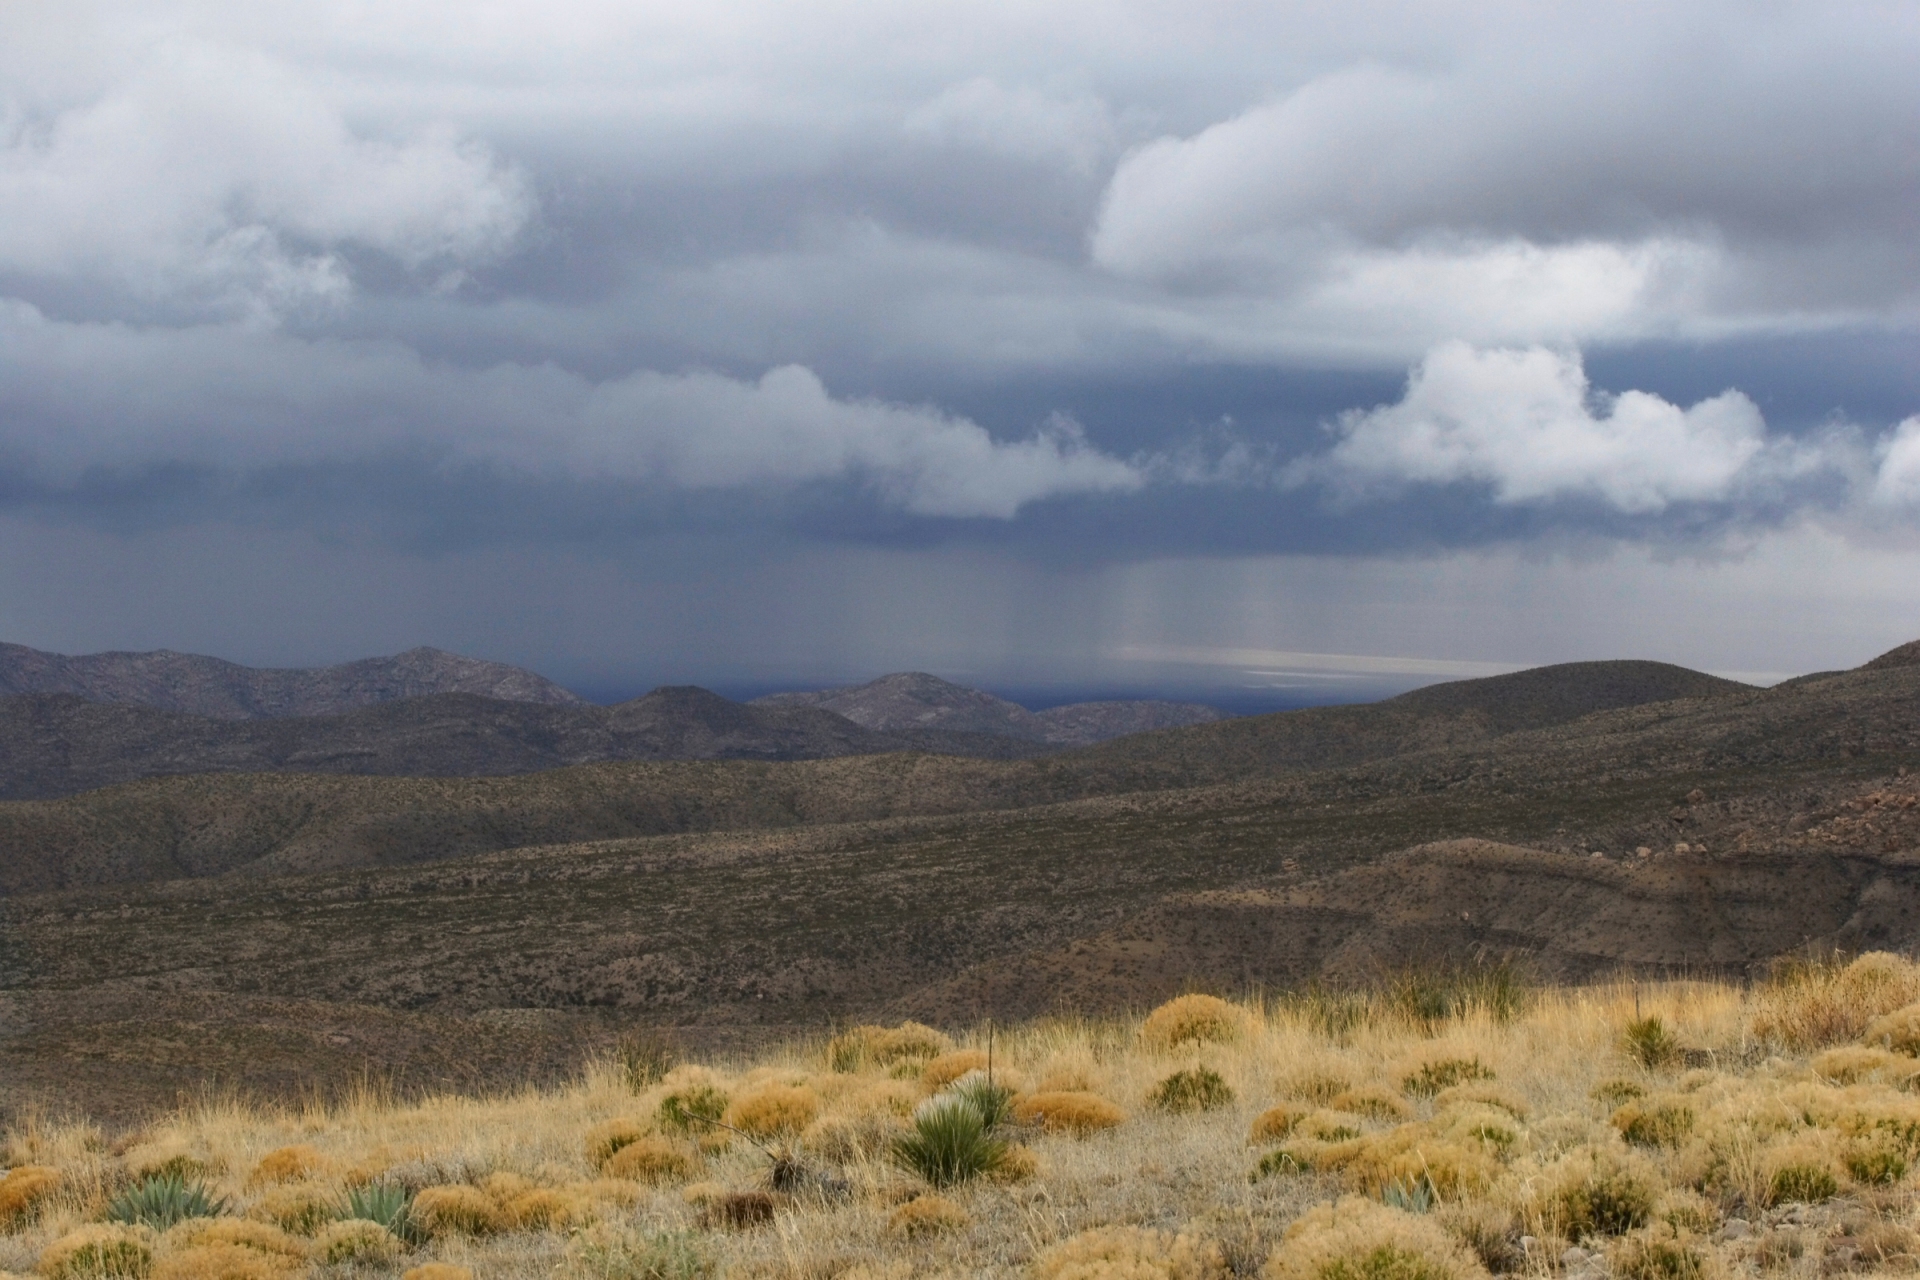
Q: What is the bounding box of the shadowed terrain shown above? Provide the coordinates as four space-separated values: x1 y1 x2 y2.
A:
2 648 1917 1119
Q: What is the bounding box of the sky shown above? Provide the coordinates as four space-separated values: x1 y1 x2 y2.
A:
2 1 1919 705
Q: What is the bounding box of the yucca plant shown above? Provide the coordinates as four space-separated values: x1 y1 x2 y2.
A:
1624 1016 1682 1068
106 1173 227 1229
892 1096 1008 1187
948 1073 1015 1129
346 1182 420 1244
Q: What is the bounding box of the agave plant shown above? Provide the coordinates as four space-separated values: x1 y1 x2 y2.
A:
106 1173 228 1229
346 1182 420 1243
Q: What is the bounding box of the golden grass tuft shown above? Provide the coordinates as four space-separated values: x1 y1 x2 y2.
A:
0 1165 57 1226
887 1194 969 1238
37 1224 155 1279
1312 1123 1501 1197
1612 1094 1696 1148
1531 1144 1663 1238
410 1183 499 1236
1863 1001 1920 1055
829 1021 953 1071
151 1242 299 1280
723 1083 821 1137
1261 1196 1489 1280
1433 1083 1528 1119
1032 1224 1229 1280
991 1142 1040 1183
1278 1071 1351 1104
248 1182 339 1235
160 1219 307 1261
801 1111 904 1162
1750 951 1920 1049
1327 1086 1411 1121
600 1135 701 1184
402 1265 474 1280
583 1116 649 1166
921 1049 990 1091
1249 1104 1302 1143
1811 1045 1908 1083
311 1218 402 1264
247 1145 326 1186
1139 994 1243 1050
500 1186 593 1229
1010 1091 1126 1136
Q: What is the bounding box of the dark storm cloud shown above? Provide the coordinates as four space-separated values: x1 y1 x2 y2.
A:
3 1 1920 686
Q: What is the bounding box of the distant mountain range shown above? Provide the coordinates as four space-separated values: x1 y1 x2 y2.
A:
0 644 1233 799
751 671 1225 746
0 643 584 718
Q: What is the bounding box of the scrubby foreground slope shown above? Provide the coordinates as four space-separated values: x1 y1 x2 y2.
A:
9 966 1920 1279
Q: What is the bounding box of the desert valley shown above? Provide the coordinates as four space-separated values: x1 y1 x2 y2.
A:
2 639 1920 1277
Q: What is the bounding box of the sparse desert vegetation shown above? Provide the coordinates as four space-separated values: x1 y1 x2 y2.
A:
13 958 1920 1278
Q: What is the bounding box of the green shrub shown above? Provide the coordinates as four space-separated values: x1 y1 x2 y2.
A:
105 1173 227 1229
1252 1149 1312 1181
1845 1139 1909 1185
1614 1101 1694 1148
658 1084 728 1135
1320 1244 1458 1280
567 1223 713 1279
1624 1017 1682 1069
1767 1164 1838 1205
892 1097 1008 1187
1401 1058 1493 1098
1614 1236 1706 1280
1592 1079 1647 1106
1150 1067 1234 1114
1560 1170 1656 1236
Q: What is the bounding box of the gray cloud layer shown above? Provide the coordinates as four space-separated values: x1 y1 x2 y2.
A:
2 1 1918 681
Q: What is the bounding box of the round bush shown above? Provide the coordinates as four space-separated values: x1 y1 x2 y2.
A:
1153 1067 1235 1114
1141 995 1243 1049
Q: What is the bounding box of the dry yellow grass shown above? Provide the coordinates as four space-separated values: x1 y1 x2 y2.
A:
921 1049 990 1090
16 966 1920 1277
0 1168 56 1227
246 1145 326 1186
600 1135 699 1183
1032 1224 1228 1279
1140 995 1243 1050
1011 1091 1128 1135
887 1193 969 1237
722 1083 820 1137
1262 1197 1486 1280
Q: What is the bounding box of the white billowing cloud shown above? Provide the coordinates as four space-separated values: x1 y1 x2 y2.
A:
1873 419 1920 508
1307 342 1775 512
0 302 1140 519
570 366 1142 517
1090 30 1920 346
0 39 529 314
903 79 1117 174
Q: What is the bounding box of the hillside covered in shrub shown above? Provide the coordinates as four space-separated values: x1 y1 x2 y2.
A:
10 958 1920 1278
